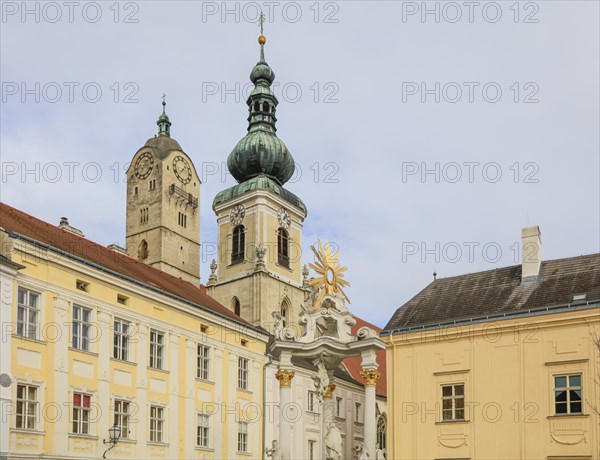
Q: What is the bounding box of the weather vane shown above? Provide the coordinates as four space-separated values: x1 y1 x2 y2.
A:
161 93 166 104
259 10 265 35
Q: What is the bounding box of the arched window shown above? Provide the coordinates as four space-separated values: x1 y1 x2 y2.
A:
232 298 241 317
262 101 269 112
254 102 260 112
376 415 387 453
280 299 290 326
232 225 245 264
277 228 289 268
138 240 148 260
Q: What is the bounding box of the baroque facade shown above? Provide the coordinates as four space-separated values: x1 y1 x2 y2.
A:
382 226 600 460
0 32 388 460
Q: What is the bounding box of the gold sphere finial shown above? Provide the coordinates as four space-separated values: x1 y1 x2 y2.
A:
258 34 266 45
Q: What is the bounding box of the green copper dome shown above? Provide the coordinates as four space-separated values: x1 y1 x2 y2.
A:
226 41 295 186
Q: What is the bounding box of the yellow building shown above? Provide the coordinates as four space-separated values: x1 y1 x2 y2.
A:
0 202 270 460
381 226 600 460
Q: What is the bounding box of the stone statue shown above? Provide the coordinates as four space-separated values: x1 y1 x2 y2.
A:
324 423 343 460
312 359 330 400
265 440 283 460
355 442 369 460
207 259 218 285
272 311 285 340
375 448 386 459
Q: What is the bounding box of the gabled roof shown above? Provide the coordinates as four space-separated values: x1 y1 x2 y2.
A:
383 253 600 334
0 202 255 328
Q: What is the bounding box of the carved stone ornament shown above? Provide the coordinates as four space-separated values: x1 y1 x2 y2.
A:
360 368 381 386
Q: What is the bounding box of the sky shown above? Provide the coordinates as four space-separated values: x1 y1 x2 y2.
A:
1 1 599 328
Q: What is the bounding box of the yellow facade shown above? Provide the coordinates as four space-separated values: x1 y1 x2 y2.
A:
383 307 600 460
2 232 269 459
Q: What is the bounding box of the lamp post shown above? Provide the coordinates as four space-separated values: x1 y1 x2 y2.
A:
102 424 121 458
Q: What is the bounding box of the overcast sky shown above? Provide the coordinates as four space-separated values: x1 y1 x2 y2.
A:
1 1 599 327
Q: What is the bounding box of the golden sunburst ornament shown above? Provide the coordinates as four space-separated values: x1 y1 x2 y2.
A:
309 239 351 306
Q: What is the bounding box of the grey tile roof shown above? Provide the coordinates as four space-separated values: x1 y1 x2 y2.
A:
382 253 600 333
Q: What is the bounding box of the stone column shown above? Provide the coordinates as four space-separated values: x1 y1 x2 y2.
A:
360 369 381 459
322 383 336 460
275 369 295 460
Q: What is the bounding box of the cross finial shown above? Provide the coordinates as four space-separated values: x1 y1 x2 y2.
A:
259 11 265 35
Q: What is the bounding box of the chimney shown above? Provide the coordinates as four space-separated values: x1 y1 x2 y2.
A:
521 225 541 284
58 217 85 237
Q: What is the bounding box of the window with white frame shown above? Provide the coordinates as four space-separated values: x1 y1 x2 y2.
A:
17 288 40 339
554 374 582 415
149 405 164 442
114 400 131 439
238 357 249 390
336 396 344 418
113 318 130 361
237 421 248 452
149 329 164 369
308 440 317 460
197 345 210 380
355 401 363 423
441 383 465 421
72 393 91 434
307 391 318 413
16 384 38 430
196 412 210 448
72 305 92 351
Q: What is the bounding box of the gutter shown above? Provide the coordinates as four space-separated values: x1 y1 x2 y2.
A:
8 230 270 338
381 300 600 336
262 352 273 460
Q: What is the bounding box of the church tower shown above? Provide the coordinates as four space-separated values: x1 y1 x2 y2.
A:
125 100 201 285
207 33 309 328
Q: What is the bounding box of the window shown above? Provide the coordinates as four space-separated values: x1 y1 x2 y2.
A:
441 383 465 421
113 318 130 361
238 357 249 390
196 412 210 448
308 440 316 460
149 330 164 370
72 305 92 351
232 298 241 317
72 393 91 434
17 288 39 339
197 345 210 380
140 207 149 224
117 295 128 305
277 228 289 267
232 225 245 264
149 405 164 442
178 212 187 228
76 280 88 291
336 397 344 418
16 384 37 430
149 179 156 190
376 415 387 451
138 240 148 260
307 391 318 413
355 402 362 423
554 374 582 415
114 400 130 439
237 421 248 452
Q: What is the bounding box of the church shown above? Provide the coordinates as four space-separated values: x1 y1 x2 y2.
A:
0 31 387 460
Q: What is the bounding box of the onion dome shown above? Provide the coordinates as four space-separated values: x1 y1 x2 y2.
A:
157 97 171 137
140 98 184 160
227 34 295 186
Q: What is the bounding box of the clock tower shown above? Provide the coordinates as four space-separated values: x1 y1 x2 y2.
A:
125 100 201 284
207 33 309 328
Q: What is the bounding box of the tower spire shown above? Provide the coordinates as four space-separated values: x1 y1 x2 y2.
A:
157 93 171 137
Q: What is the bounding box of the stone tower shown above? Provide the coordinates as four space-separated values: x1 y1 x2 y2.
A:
125 101 201 285
207 34 309 328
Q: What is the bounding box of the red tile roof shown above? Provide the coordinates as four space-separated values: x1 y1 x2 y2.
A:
0 201 251 326
344 317 387 397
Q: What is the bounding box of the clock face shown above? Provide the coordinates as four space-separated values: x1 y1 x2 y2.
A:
134 152 154 180
277 208 291 229
230 204 245 226
173 156 192 184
